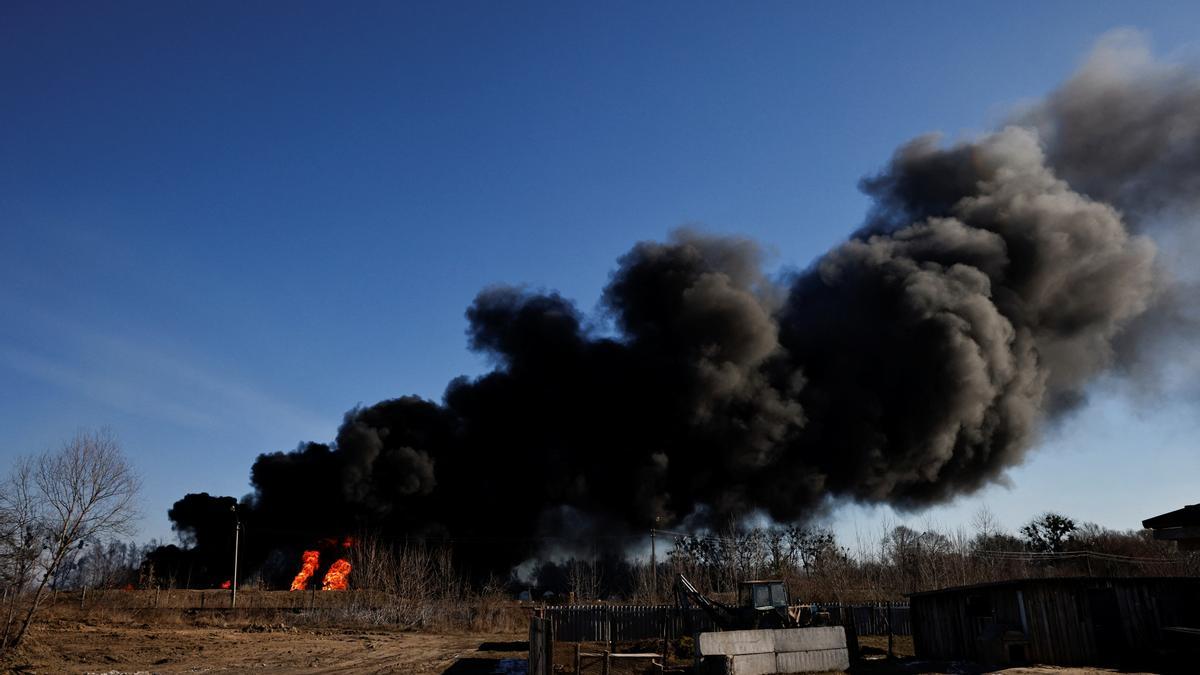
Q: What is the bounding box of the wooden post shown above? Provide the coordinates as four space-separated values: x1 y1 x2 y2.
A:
606 604 613 662
887 601 894 659
661 604 669 668
602 650 610 675
546 616 555 673
230 516 240 609
574 642 581 674
80 586 87 610
530 618 544 675
650 526 656 602
529 616 553 675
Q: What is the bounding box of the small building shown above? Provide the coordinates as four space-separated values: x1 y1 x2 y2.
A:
1144 503 1200 550
910 577 1200 667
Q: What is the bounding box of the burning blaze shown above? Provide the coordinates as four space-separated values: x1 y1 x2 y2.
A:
321 559 351 591
290 550 320 591
220 580 231 589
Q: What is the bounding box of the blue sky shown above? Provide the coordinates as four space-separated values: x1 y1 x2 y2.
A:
2 1 1198 547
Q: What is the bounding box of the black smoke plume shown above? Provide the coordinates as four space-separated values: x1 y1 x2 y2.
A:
166 33 1196 584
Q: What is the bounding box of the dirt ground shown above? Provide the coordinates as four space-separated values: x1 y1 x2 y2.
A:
2 619 1163 675
5 617 529 674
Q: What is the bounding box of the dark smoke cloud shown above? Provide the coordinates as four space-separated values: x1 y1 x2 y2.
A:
1020 30 1200 224
1018 30 1200 392
780 127 1154 514
168 32 1197 581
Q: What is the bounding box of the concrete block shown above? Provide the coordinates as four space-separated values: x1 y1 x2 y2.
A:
776 647 851 673
698 629 776 656
698 655 733 675
771 626 846 652
729 652 778 675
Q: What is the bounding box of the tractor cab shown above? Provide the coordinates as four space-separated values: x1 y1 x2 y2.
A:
675 573 808 631
738 579 789 610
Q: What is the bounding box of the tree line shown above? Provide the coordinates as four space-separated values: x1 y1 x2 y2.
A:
4 430 1196 652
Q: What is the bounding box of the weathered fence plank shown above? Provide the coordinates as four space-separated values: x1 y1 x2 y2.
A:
544 603 911 642
529 616 550 675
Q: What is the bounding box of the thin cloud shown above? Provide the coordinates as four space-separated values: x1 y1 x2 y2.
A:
0 303 335 442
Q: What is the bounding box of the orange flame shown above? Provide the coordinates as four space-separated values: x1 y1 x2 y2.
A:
220 580 231 589
290 550 320 591
321 558 351 591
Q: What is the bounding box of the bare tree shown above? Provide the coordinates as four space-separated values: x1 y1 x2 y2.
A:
0 458 41 651
0 429 140 655
567 557 603 601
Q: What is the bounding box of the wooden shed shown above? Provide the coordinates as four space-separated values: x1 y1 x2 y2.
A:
1144 503 1200 550
909 577 1200 667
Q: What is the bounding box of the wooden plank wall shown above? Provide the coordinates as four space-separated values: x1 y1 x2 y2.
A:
912 578 1200 667
1022 581 1093 664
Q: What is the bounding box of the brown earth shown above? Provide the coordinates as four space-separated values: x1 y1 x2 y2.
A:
2 618 1160 675
5 617 527 674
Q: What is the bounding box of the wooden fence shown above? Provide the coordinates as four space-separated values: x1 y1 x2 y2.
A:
544 602 910 642
818 603 911 636
546 604 717 641
44 590 911 638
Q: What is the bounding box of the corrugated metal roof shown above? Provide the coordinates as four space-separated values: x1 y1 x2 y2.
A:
1143 503 1200 529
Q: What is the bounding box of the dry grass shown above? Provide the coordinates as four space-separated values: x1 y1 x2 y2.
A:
21 588 531 636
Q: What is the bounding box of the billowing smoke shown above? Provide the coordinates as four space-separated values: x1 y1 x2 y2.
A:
1018 30 1200 391
1020 30 1200 225
168 32 1196 581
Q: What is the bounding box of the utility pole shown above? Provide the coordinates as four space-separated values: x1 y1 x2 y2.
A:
650 516 660 601
231 505 240 608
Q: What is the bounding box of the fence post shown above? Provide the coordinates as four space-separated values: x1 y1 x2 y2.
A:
661 605 668 666
842 606 859 661
546 613 555 672
887 601 894 659
529 617 545 675
605 605 612 652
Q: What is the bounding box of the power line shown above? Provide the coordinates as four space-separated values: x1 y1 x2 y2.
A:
976 549 1180 564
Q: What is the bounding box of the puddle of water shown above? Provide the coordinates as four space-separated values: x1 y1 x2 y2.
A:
492 658 528 674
